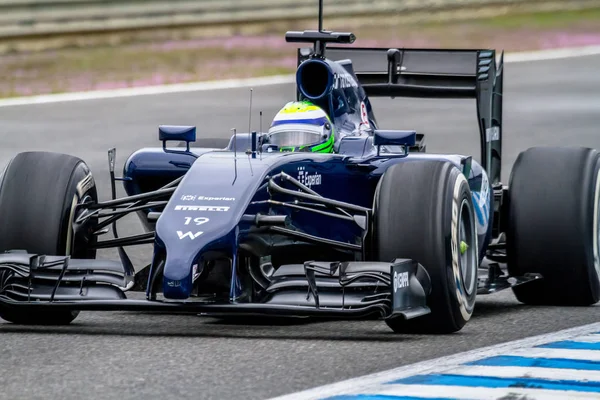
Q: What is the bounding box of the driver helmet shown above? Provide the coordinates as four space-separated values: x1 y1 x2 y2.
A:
267 101 334 153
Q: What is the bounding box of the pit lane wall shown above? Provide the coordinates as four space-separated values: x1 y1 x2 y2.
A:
1 0 599 40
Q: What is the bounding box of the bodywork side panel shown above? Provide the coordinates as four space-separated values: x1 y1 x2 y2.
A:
126 146 492 301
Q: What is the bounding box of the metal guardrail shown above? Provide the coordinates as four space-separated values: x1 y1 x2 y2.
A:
0 0 599 39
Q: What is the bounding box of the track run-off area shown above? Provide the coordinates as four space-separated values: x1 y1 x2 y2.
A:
0 46 600 400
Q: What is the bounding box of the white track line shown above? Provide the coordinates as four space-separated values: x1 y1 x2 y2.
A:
0 74 295 108
1 45 600 108
443 365 600 382
268 322 600 400
502 347 600 362
357 384 600 400
504 44 600 63
571 334 600 343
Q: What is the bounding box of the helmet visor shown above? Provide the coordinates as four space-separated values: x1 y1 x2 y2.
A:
268 124 324 148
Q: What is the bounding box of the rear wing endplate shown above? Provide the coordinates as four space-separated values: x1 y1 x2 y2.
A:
299 47 503 184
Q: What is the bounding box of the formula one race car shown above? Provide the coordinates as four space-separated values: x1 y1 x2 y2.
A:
1 2 599 333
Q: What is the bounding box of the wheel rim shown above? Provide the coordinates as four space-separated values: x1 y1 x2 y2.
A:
459 198 477 296
593 172 600 280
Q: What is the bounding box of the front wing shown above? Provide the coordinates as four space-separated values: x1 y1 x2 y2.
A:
0 252 431 321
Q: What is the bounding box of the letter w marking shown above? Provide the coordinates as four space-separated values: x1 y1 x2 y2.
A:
177 231 203 240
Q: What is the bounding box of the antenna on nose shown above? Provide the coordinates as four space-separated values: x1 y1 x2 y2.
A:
231 128 238 184
248 88 253 135
259 111 263 161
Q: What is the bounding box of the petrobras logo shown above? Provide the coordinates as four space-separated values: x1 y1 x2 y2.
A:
297 166 322 188
174 205 230 212
333 72 358 89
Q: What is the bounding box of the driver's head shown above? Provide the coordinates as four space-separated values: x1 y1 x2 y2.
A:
267 101 334 153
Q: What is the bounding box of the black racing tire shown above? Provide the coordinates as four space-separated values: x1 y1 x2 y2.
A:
373 160 478 334
507 146 600 306
0 151 98 325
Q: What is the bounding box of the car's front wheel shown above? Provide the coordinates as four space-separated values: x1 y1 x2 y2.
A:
0 151 98 325
373 160 478 334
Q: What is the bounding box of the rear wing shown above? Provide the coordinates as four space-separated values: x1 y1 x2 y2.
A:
299 47 504 184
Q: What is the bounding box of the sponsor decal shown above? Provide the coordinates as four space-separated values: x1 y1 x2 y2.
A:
175 205 230 212
180 195 235 202
393 270 409 293
176 231 203 240
333 72 358 89
472 173 490 231
486 126 500 142
197 196 235 201
297 166 322 188
360 101 370 128
184 217 210 225
479 173 489 209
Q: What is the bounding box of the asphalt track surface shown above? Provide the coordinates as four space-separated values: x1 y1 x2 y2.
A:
0 54 599 400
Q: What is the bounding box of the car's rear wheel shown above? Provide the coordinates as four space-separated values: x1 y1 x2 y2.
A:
507 146 600 305
0 151 97 325
373 160 478 334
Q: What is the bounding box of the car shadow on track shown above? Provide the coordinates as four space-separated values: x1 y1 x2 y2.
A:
0 297 535 340
472 297 527 318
